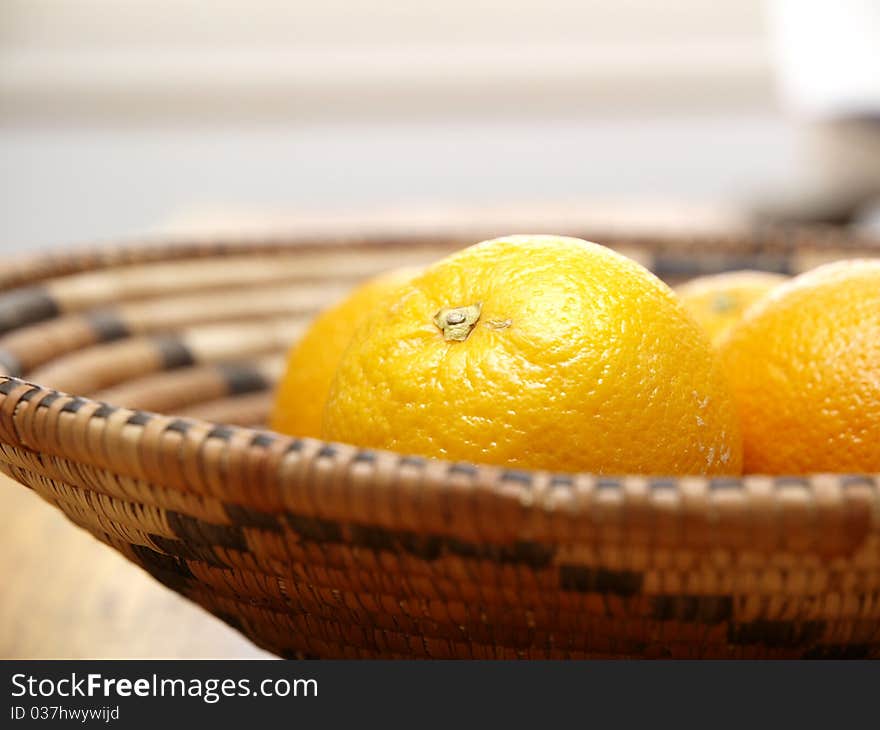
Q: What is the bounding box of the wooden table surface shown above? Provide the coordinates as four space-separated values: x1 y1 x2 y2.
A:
1 475 271 658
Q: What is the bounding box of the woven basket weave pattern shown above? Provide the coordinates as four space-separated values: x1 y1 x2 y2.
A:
1 229 879 659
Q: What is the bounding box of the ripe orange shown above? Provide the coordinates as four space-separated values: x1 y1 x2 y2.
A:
323 235 742 475
676 270 788 345
271 267 419 438
719 259 880 474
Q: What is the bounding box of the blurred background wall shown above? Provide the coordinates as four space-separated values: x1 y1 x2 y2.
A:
0 0 848 250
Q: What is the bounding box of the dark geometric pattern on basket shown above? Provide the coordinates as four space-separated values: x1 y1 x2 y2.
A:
0 228 879 658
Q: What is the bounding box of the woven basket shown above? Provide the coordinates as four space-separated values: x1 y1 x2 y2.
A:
2 227 880 659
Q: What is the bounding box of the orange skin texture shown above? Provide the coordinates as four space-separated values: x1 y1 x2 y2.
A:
323 235 743 475
719 258 880 475
676 270 788 346
271 267 419 438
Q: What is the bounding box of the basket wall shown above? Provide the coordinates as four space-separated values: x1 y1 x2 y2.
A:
0 228 878 658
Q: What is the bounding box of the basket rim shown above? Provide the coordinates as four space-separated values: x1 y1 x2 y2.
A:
0 375 880 527
3 368 880 479
2 222 879 289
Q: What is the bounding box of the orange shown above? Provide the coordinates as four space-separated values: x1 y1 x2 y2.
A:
323 235 742 475
719 259 880 474
676 270 788 345
271 267 419 438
